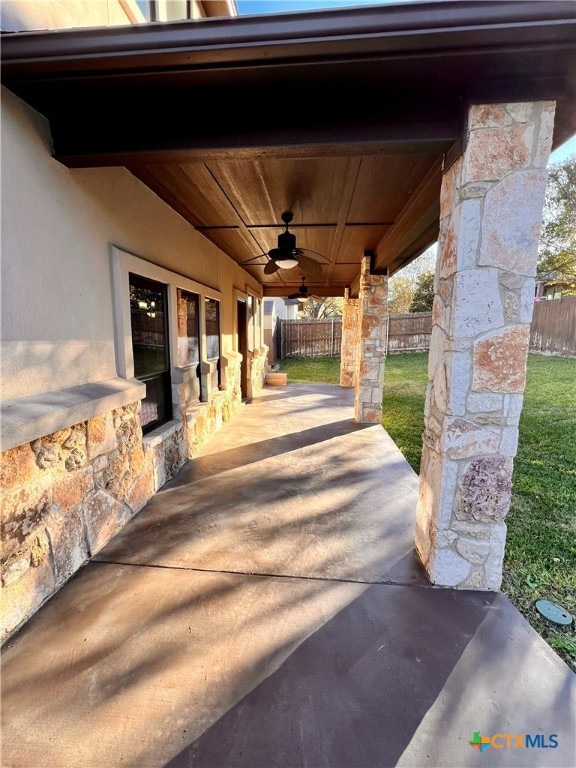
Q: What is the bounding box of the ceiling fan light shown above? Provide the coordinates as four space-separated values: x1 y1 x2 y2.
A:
297 295 308 303
274 256 299 269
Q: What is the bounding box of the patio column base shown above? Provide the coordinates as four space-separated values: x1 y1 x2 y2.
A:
416 100 556 590
354 256 388 423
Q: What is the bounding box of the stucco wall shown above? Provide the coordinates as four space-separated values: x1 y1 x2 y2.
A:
0 0 144 31
0 83 267 642
1 86 262 402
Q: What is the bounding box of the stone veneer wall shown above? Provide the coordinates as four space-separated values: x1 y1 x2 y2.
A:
250 346 268 398
354 257 388 423
0 351 258 642
183 356 243 459
340 293 360 388
415 101 555 590
1 403 153 641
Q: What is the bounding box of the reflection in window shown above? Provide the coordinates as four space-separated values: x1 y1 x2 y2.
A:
205 298 220 360
254 298 261 350
177 289 200 367
129 273 171 433
247 295 254 352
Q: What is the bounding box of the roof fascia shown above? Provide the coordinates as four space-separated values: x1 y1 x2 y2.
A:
2 1 575 76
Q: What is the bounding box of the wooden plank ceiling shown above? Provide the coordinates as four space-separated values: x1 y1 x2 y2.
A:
132 153 441 297
3 1 574 297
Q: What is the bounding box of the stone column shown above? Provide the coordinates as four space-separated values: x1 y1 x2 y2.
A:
340 288 360 387
416 101 555 590
354 256 388 423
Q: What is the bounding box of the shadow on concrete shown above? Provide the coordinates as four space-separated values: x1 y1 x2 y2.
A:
165 584 496 768
168 419 370 485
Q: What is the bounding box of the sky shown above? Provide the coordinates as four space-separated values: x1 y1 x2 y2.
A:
235 0 576 166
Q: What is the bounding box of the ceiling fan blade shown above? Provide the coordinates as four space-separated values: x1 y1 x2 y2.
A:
297 255 322 276
264 260 281 275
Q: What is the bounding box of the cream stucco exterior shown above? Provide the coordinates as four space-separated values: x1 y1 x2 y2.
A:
0 0 145 30
0 83 266 641
1 86 262 404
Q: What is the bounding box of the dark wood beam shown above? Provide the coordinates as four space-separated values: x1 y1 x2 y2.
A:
53 122 457 169
263 284 346 298
373 158 442 273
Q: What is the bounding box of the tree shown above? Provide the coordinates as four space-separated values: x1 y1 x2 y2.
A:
299 296 343 319
388 275 414 314
409 269 435 313
537 154 576 292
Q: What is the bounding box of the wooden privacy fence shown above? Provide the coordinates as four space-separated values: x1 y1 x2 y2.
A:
279 313 432 357
278 299 576 359
387 312 432 353
529 296 576 357
280 319 342 357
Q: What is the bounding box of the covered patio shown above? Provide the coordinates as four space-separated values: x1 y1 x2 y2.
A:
2 384 575 767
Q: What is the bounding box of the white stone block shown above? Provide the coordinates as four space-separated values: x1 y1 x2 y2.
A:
436 456 460 529
505 394 524 420
436 528 457 547
452 268 504 338
428 325 446 380
461 181 493 199
444 417 501 460
533 102 556 169
500 426 519 457
479 170 548 276
430 548 471 586
505 102 534 123
447 351 471 416
456 537 491 565
456 199 482 271
519 279 537 323
467 393 504 413
484 524 507 590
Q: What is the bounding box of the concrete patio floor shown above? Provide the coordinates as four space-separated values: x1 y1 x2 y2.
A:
1 384 575 768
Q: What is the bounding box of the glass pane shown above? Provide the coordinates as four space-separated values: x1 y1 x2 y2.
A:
177 289 200 367
129 274 168 377
205 298 220 360
247 295 254 352
254 298 261 349
136 1 152 21
139 373 168 430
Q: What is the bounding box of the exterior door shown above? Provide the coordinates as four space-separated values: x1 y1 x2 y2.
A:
237 300 248 399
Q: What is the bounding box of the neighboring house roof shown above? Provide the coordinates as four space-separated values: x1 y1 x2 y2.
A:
2 1 575 297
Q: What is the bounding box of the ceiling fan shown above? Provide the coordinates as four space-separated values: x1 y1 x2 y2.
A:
241 211 328 277
288 277 310 303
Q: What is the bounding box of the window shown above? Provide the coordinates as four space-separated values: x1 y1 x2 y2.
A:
205 297 221 390
247 295 254 353
177 288 202 402
129 273 172 433
136 1 194 22
254 298 261 349
177 289 200 367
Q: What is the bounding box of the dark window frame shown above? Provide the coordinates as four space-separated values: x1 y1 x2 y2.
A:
129 273 172 435
205 296 222 390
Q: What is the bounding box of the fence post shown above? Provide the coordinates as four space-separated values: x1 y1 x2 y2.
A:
331 319 334 356
385 314 390 354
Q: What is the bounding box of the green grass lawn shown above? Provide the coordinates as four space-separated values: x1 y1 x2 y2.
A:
278 355 341 384
280 352 576 668
385 353 576 669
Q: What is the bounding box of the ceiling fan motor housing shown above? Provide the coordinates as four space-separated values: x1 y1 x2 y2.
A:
277 230 297 253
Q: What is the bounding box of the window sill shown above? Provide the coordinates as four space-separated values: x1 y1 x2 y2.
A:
1 378 145 452
142 419 181 450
